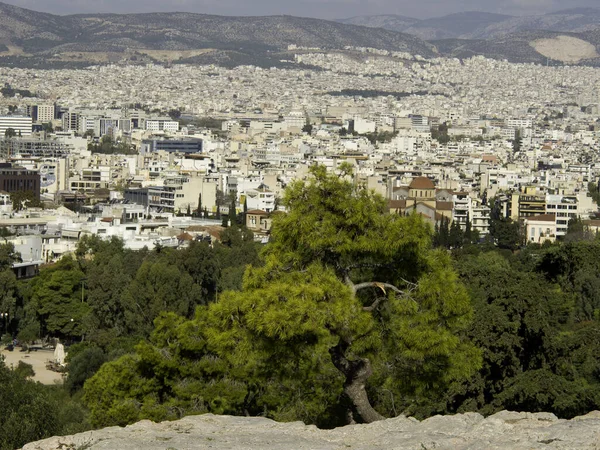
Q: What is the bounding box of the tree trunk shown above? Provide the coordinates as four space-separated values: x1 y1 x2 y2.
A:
329 339 385 424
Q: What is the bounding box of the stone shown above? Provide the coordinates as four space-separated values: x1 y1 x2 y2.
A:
21 411 600 450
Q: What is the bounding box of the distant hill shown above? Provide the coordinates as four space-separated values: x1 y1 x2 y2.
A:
337 14 419 32
0 2 436 68
338 8 600 40
1 1 600 69
432 30 600 65
473 7 600 39
404 12 514 40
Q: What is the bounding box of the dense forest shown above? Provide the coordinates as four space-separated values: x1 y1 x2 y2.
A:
3 165 600 449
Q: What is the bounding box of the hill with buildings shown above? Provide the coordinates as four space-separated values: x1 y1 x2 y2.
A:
0 2 436 68
1 2 600 68
432 30 600 65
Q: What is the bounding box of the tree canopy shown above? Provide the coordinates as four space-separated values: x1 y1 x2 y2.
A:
84 164 481 426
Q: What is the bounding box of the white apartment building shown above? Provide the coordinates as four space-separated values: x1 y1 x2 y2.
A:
145 119 179 133
545 193 592 237
472 203 491 237
245 184 275 212
0 191 12 215
37 104 55 123
284 111 305 129
353 117 376 134
0 116 32 137
506 118 533 129
163 175 217 214
525 214 557 244
453 192 471 229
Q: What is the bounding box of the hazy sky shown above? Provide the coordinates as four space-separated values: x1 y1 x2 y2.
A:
2 0 599 19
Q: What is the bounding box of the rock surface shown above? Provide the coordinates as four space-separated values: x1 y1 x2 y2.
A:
22 411 600 450
531 36 599 63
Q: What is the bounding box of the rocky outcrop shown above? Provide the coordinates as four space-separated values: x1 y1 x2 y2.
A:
22 411 600 450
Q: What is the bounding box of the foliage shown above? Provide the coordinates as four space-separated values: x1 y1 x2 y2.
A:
431 122 450 144
362 131 398 144
10 190 42 211
564 217 594 242
588 182 600 206
512 129 522 152
65 345 108 394
88 135 136 155
446 244 600 419
84 164 480 427
1 83 34 98
27 256 89 339
0 358 89 450
489 217 522 251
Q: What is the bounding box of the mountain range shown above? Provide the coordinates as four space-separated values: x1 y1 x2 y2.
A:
0 2 600 68
338 8 600 40
0 1 435 68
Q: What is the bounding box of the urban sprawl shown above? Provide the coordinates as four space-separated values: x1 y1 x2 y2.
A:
1 49 599 271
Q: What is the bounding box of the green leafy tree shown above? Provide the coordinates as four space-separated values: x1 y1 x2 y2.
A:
489 217 522 251
65 345 107 394
0 358 90 449
120 257 203 337
4 127 16 138
512 129 522 152
449 220 464 249
78 237 145 338
565 217 593 242
85 164 481 426
10 190 42 211
28 256 90 339
450 248 600 418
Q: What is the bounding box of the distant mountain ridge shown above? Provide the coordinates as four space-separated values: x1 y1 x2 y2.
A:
0 1 436 68
338 8 600 39
0 1 600 68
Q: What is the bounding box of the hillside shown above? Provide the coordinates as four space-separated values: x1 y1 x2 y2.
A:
0 2 436 68
432 30 600 65
404 11 514 40
337 14 419 32
338 8 600 40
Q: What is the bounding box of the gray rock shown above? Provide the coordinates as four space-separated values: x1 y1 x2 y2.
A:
21 411 600 450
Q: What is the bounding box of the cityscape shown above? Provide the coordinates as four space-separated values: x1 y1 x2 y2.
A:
1 50 599 253
2 1 600 449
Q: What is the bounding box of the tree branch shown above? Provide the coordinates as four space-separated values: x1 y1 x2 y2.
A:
363 296 386 312
353 281 405 296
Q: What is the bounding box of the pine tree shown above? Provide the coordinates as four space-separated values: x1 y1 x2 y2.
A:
464 217 473 244
449 220 464 249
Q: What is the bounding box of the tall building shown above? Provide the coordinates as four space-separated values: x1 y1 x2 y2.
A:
0 116 32 137
31 104 55 123
62 112 79 132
